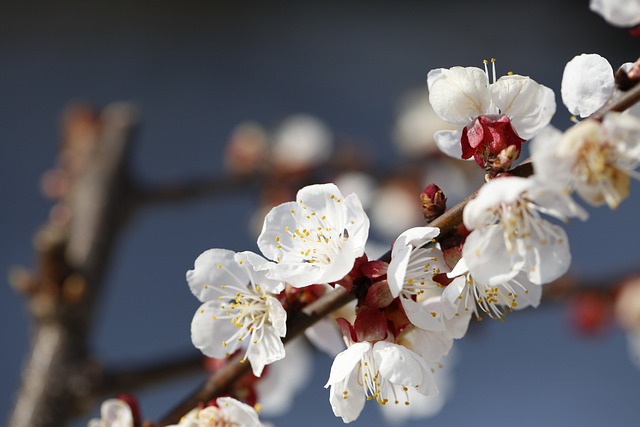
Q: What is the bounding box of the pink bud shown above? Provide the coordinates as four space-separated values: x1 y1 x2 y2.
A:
420 183 446 222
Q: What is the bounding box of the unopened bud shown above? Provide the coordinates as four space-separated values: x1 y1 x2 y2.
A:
420 183 446 222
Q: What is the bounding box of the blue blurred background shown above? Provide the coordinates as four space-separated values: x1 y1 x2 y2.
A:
2 1 640 426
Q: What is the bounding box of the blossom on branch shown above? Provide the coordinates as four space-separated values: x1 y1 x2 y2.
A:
427 60 555 172
187 249 286 377
387 226 450 330
324 319 438 423
167 397 266 427
258 183 369 287
532 115 640 209
462 176 585 286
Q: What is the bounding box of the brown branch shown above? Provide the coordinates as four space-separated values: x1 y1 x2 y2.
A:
96 352 205 397
9 103 139 427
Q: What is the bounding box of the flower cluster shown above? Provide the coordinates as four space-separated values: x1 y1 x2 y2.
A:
172 56 640 425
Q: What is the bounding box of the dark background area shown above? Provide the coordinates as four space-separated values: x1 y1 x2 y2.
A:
2 1 639 426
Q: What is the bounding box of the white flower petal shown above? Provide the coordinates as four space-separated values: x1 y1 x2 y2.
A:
401 296 446 331
246 327 287 377
325 341 371 387
428 66 492 126
328 368 366 423
491 75 556 139
214 397 264 427
187 249 248 303
463 226 523 286
191 301 242 358
590 0 640 27
561 53 614 118
235 251 284 293
434 129 464 159
374 342 433 390
526 223 571 285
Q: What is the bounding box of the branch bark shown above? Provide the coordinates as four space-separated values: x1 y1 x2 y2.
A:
9 103 139 427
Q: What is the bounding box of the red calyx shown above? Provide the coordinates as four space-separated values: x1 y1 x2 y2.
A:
461 114 524 173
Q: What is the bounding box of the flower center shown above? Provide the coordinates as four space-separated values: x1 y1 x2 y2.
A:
356 351 411 406
215 282 272 358
460 273 528 320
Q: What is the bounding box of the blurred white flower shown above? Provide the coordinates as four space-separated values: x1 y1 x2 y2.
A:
272 114 333 171
370 182 423 241
392 88 454 156
615 277 640 369
590 0 640 27
224 121 269 175
532 114 640 209
188 249 286 377
334 171 377 209
258 183 369 287
255 337 313 416
88 399 133 427
168 397 266 427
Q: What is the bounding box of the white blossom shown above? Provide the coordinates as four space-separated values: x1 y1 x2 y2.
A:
561 53 615 118
258 183 369 287
427 62 555 161
167 397 266 427
387 227 450 330
88 399 133 427
272 114 333 171
463 176 585 287
188 249 286 377
532 114 640 209
590 0 640 27
442 258 543 320
325 340 438 423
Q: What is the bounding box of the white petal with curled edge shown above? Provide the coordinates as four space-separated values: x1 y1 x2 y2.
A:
187 249 248 303
491 75 556 139
387 239 411 298
590 0 640 27
561 54 614 118
191 300 241 358
325 341 371 387
401 296 446 331
374 341 424 386
428 67 491 126
442 275 467 319
434 129 464 159
235 251 283 294
328 367 366 423
246 326 286 377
